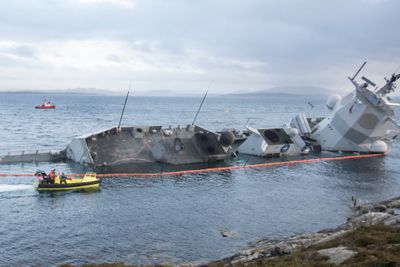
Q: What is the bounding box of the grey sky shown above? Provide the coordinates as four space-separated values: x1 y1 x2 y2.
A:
0 0 399 94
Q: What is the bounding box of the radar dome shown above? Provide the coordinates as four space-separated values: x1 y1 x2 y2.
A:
370 140 388 154
286 127 299 138
326 94 342 110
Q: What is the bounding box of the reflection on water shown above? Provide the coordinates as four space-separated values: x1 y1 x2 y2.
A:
96 161 230 174
96 151 340 174
0 184 32 192
0 93 399 266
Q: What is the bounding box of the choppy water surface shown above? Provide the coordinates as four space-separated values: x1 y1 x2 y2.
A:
0 93 399 266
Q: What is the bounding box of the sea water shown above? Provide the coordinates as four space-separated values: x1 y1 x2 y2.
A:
0 93 399 265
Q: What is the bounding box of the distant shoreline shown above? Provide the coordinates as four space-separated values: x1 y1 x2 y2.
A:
0 90 330 98
0 90 116 96
0 85 335 97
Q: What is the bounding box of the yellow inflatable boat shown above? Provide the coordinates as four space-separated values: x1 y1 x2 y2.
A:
36 172 100 191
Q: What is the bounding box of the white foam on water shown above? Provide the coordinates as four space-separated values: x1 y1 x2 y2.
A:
0 184 33 192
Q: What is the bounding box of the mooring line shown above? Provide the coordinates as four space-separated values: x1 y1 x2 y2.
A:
0 152 386 178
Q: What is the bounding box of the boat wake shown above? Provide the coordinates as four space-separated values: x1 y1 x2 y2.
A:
0 184 32 193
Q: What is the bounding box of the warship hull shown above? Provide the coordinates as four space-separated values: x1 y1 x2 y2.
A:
66 125 241 167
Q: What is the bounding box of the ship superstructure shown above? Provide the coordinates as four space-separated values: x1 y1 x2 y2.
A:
302 62 400 153
237 62 400 158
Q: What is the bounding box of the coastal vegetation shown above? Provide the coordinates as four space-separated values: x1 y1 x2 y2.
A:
209 198 400 267
212 224 400 266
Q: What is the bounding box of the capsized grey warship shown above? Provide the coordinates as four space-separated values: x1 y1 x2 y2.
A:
65 124 245 167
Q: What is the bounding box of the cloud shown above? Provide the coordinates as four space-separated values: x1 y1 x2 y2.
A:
73 0 136 8
0 42 36 59
0 39 272 93
0 0 399 94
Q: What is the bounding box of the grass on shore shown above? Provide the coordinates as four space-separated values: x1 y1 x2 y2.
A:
215 224 400 267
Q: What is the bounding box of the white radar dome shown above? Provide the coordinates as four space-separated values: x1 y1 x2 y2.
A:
370 140 388 154
286 127 299 138
326 94 342 110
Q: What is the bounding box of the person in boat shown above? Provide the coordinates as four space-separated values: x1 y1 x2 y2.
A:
59 172 68 184
48 169 56 184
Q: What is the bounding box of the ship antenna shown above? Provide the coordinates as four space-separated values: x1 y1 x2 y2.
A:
350 61 367 81
394 64 400 75
117 82 132 129
192 83 212 126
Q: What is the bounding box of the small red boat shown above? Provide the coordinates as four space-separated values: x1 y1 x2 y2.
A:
35 100 56 109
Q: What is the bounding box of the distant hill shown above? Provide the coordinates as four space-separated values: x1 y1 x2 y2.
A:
264 86 334 96
0 88 205 97
224 86 334 98
0 88 120 96
0 86 335 97
134 90 204 97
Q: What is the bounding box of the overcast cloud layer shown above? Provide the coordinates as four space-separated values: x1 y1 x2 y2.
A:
0 0 399 95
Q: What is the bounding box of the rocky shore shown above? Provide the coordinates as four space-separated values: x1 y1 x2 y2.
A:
207 197 400 266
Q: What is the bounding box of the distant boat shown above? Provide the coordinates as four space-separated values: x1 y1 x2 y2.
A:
35 100 55 109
